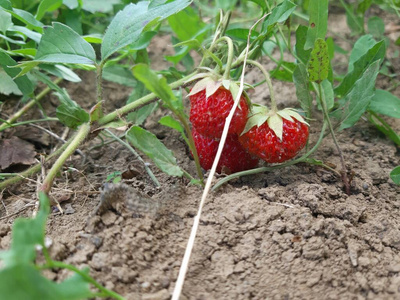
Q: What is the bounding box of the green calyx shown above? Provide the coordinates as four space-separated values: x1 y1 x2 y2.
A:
242 104 309 140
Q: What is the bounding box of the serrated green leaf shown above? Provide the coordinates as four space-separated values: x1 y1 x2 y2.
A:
126 126 183 177
101 0 191 61
348 35 376 73
1 5 44 33
56 104 89 129
308 38 329 83
390 166 400 185
36 0 62 20
336 60 380 131
35 22 96 65
260 0 296 36
368 89 400 119
102 65 136 87
335 40 385 98
130 31 157 50
295 25 311 64
304 0 328 49
293 63 312 118
0 51 34 96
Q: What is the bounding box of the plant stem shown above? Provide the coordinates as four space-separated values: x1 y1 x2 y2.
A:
0 139 72 190
212 121 328 190
42 260 125 300
247 59 278 111
104 129 161 187
316 82 350 195
98 72 197 126
1 117 59 128
0 78 62 132
96 62 104 103
40 123 91 194
219 37 234 80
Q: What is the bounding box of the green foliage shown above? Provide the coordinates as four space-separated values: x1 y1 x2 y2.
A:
101 0 192 61
126 126 184 177
304 0 328 49
390 166 400 185
308 39 329 83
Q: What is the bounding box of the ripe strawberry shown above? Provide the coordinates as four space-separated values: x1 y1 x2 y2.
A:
189 87 249 139
239 106 309 163
192 128 259 174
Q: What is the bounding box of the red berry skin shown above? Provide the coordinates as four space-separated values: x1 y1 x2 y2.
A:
189 88 249 139
239 119 309 163
192 129 259 174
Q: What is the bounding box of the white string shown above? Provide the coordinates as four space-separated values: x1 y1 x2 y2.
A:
171 14 268 300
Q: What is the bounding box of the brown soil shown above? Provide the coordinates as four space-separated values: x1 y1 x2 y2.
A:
1 12 400 300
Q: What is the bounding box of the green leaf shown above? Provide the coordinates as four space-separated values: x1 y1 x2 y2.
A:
126 126 183 177
367 16 385 39
368 113 400 146
260 0 296 36
130 31 157 50
35 22 96 65
226 28 259 42
101 0 191 61
357 0 372 13
0 9 12 33
168 6 205 42
159 115 185 134
348 35 376 73
10 25 42 43
82 0 120 13
36 0 62 20
368 89 400 119
247 0 267 11
319 79 334 111
102 65 136 87
335 40 385 98
0 51 34 96
390 166 400 185
307 38 329 83
0 1 44 33
216 0 237 10
0 192 49 267
336 60 380 131
39 64 81 82
271 61 296 82
132 64 179 111
0 264 92 300
293 63 312 117
304 0 328 49
295 25 311 64
0 68 21 95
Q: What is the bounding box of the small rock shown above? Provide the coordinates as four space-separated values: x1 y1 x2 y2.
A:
347 240 359 267
389 263 400 273
64 203 75 215
141 281 151 292
142 289 170 300
90 252 109 270
101 211 118 226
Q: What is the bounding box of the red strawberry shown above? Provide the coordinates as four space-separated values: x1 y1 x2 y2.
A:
239 107 309 163
189 87 249 139
192 128 259 174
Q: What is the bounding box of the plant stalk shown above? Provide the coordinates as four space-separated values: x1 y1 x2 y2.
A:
40 123 91 194
316 83 350 195
0 78 62 132
98 72 197 126
247 59 278 111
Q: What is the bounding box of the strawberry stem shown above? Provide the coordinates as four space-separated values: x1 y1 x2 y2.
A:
316 82 351 195
218 37 234 80
247 59 278 112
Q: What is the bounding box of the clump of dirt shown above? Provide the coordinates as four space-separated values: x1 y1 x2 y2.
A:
1 11 400 300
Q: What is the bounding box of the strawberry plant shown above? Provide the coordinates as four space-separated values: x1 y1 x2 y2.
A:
0 0 399 299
